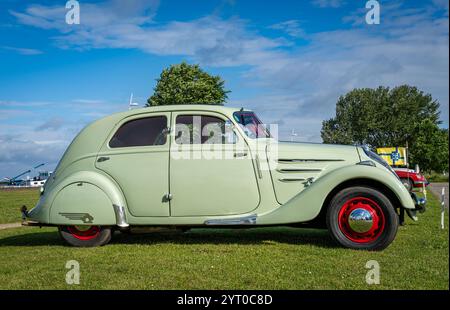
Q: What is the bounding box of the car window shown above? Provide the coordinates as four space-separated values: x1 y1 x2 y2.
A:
233 111 271 138
175 115 237 144
109 116 167 148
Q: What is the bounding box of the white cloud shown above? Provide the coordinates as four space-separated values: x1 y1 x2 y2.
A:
11 2 286 67
1 46 43 55
0 129 68 175
71 99 107 104
0 97 125 177
0 100 53 107
7 0 449 145
433 0 449 12
0 109 32 120
240 3 449 137
36 117 65 130
10 0 159 30
312 0 346 8
269 20 306 38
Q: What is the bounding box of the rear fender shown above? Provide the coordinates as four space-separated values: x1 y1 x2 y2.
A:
30 171 128 227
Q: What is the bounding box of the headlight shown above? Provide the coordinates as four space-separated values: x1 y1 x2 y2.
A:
362 146 400 180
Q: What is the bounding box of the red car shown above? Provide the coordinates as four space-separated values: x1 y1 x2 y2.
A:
393 168 429 191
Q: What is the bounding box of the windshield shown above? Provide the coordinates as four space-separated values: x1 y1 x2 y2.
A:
233 111 271 139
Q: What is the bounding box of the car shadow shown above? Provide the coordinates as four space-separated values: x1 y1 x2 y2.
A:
0 227 338 249
113 227 338 248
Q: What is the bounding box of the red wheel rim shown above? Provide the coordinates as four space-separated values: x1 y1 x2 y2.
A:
67 226 100 240
338 197 385 243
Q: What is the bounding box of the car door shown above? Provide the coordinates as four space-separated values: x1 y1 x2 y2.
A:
95 112 171 217
169 111 260 216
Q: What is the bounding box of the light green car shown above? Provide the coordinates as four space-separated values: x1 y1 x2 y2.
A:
26 105 424 250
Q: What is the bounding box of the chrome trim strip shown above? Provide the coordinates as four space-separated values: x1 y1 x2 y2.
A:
113 204 129 228
204 214 257 225
413 181 428 185
276 168 322 173
357 160 376 167
255 155 263 179
278 178 305 182
278 159 344 163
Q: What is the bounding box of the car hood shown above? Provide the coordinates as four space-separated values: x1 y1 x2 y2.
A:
270 141 360 162
265 141 361 204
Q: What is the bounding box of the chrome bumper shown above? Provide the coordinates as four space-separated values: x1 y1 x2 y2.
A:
400 193 427 224
410 192 427 213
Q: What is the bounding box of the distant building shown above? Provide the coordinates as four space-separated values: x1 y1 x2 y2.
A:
27 171 53 187
1 170 53 188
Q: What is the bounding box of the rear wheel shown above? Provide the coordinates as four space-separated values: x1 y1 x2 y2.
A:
400 178 413 191
326 186 398 251
59 225 112 247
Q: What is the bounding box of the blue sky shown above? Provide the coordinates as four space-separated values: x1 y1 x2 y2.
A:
0 0 448 178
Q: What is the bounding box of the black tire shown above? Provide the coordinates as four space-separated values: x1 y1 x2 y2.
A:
59 225 112 247
180 227 191 233
400 178 413 192
326 186 398 251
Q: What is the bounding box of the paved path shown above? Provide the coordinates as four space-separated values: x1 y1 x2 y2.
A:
0 222 22 230
429 183 449 208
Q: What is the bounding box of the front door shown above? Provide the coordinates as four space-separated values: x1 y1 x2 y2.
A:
169 112 260 216
96 112 171 217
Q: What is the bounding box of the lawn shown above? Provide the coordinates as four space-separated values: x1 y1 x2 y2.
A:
426 172 449 183
0 188 40 224
0 188 448 290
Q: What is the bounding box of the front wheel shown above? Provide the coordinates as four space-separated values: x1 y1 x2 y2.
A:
59 225 112 247
326 186 398 251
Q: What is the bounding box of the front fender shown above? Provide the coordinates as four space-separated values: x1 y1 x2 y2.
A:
28 171 127 226
257 164 414 225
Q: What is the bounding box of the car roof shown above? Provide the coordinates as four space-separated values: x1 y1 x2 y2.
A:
109 104 251 120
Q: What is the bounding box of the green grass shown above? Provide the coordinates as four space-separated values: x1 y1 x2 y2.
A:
0 190 448 289
425 172 449 183
0 188 40 224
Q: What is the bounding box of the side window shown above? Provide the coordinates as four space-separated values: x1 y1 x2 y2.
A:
175 115 237 144
109 116 167 148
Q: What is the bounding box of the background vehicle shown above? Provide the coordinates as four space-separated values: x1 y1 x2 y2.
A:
25 105 424 250
375 147 429 192
393 168 429 191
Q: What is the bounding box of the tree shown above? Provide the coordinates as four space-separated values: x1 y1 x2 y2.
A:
321 85 448 172
411 123 449 173
147 62 230 106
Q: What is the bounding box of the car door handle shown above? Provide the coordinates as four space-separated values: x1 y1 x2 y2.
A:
97 156 110 163
234 152 248 158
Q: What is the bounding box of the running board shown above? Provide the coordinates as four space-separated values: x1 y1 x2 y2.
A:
204 214 257 226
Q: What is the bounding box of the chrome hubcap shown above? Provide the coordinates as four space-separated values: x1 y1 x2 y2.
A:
348 208 373 233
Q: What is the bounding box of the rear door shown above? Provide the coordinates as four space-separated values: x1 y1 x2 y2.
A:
95 112 171 217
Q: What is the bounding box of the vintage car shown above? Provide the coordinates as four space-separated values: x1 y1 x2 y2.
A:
25 105 425 250
393 168 429 191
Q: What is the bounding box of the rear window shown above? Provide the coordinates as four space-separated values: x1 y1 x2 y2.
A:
109 116 167 148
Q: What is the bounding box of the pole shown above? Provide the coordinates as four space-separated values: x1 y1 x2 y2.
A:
441 188 445 229
405 141 409 168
